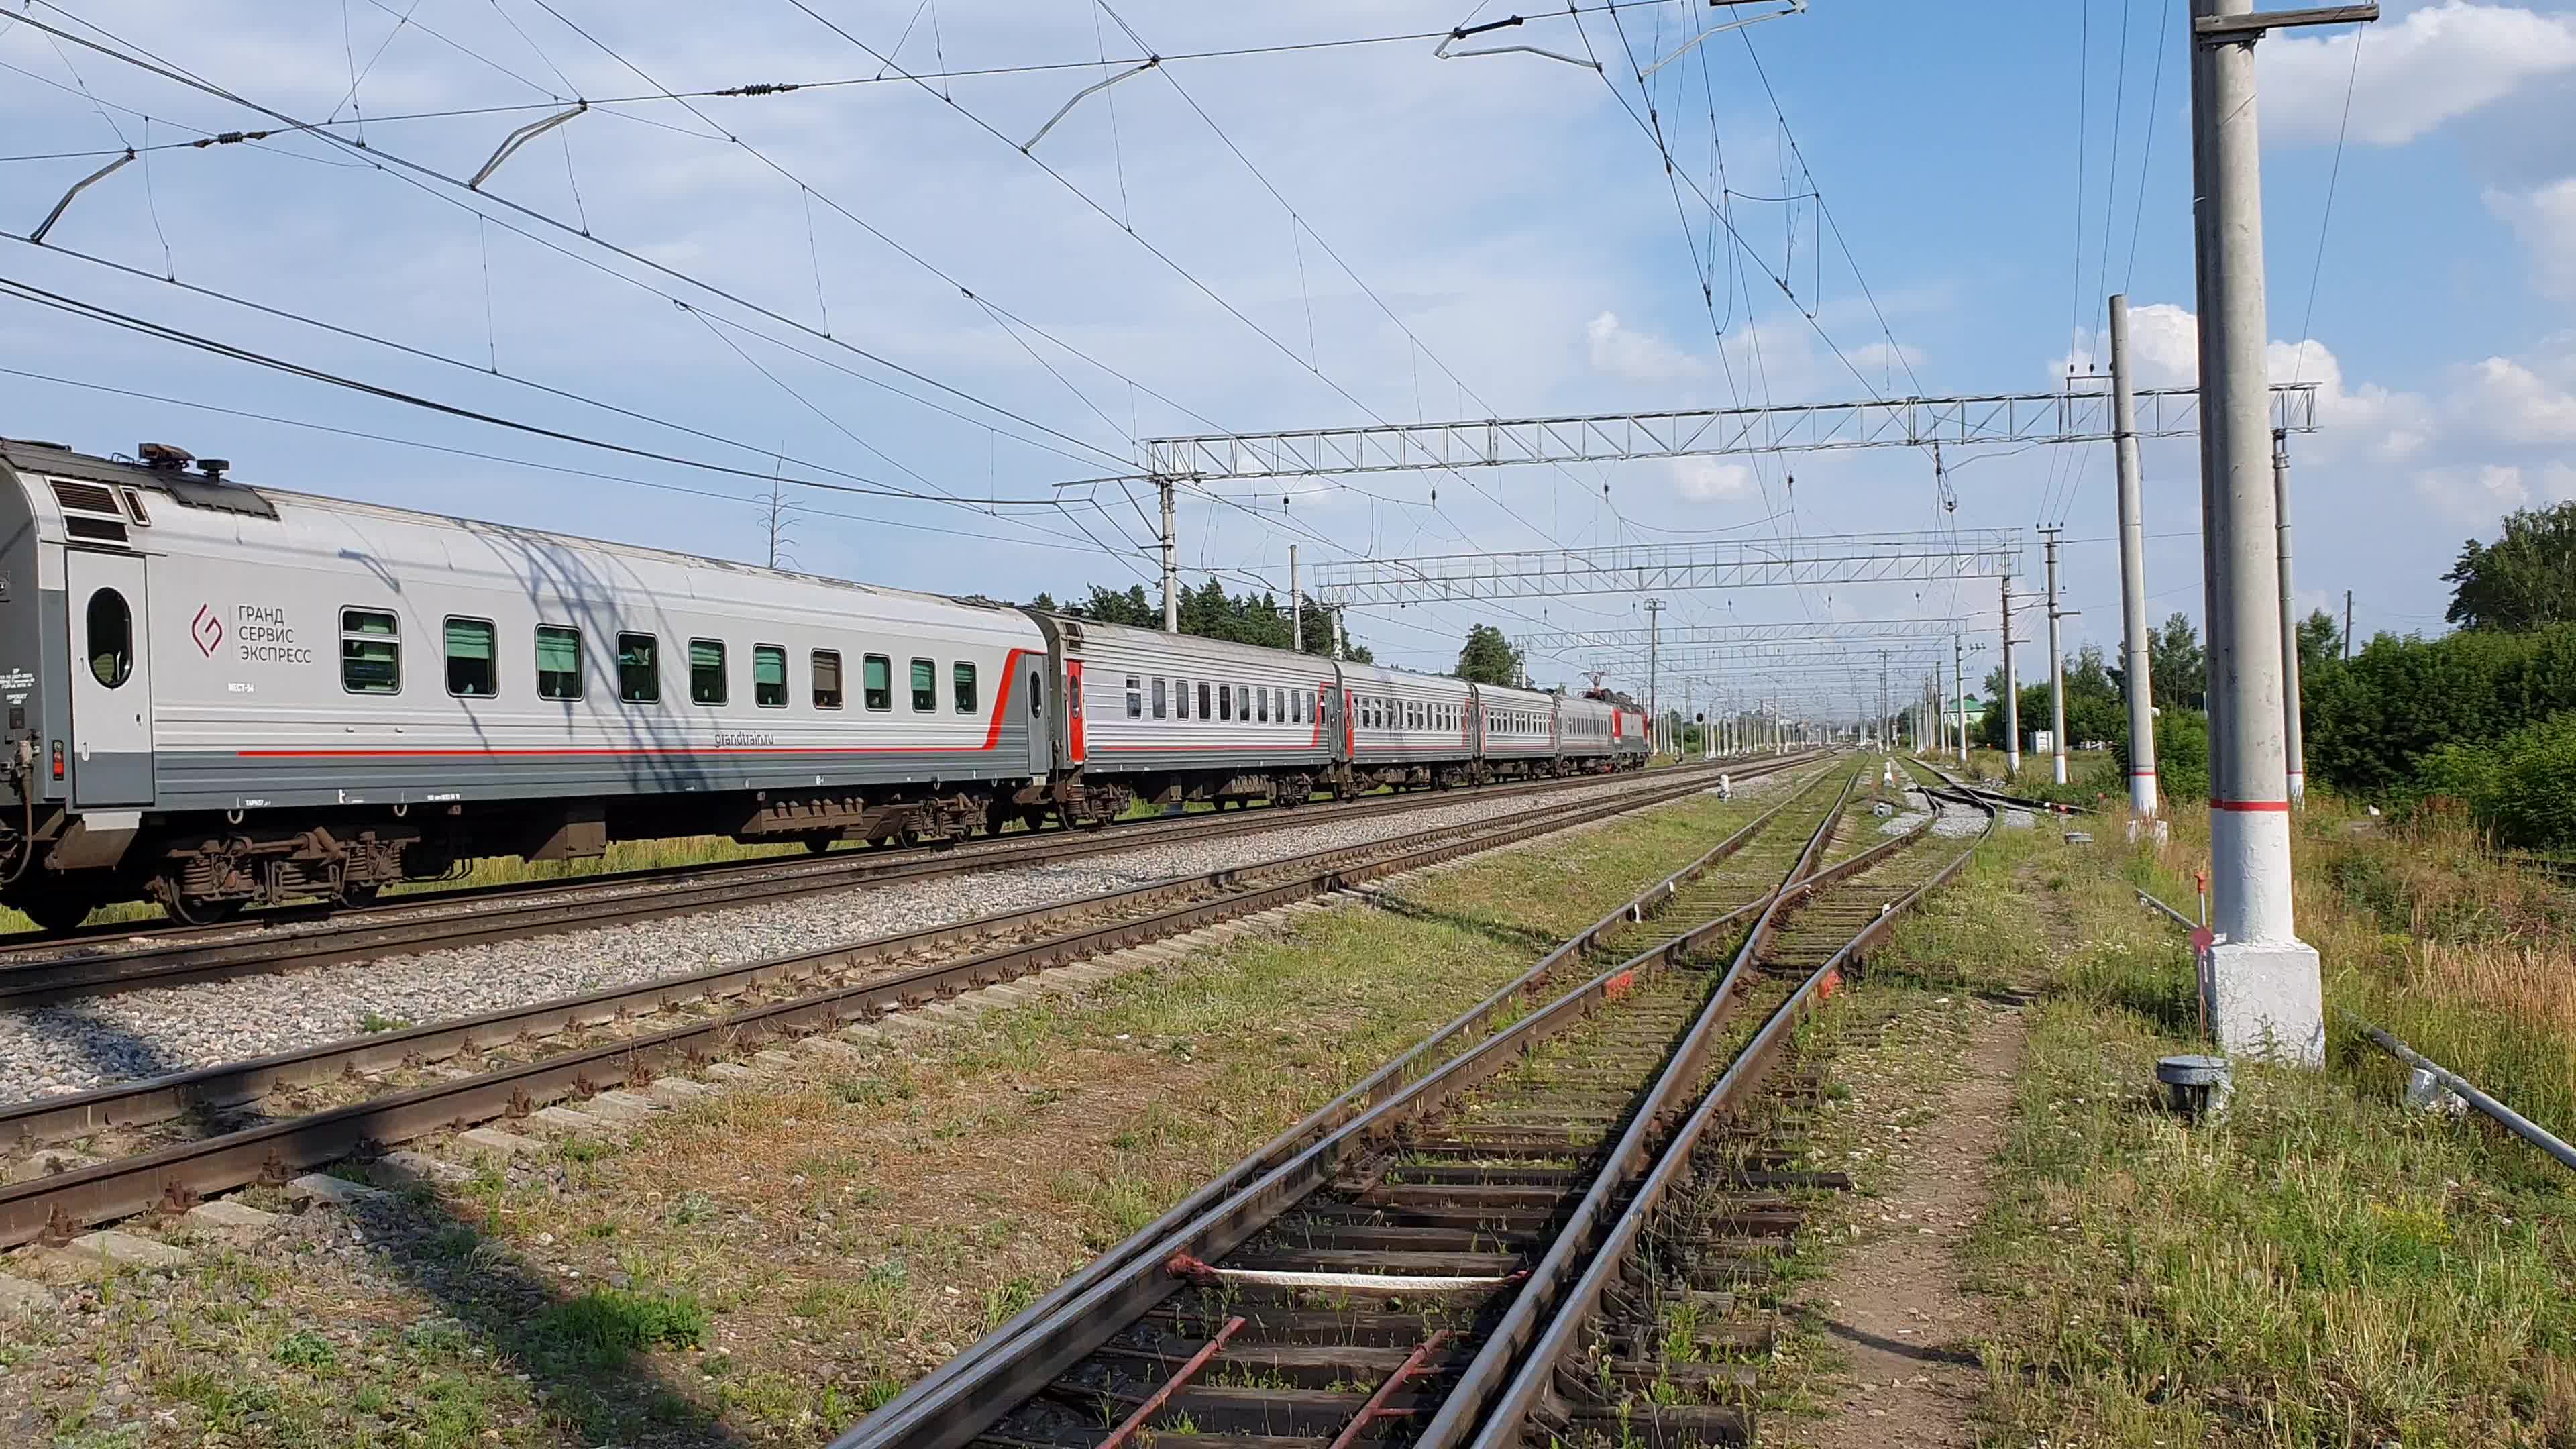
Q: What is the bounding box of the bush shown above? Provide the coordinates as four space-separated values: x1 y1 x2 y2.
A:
2306 623 2576 796
2110 710 2208 804
2404 710 2576 851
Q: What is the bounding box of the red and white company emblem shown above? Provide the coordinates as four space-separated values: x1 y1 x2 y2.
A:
191 604 224 657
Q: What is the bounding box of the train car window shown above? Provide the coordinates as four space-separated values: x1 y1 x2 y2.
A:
816 650 847 710
1174 678 1189 720
536 625 583 700
617 633 661 704
911 657 936 712
445 618 497 698
1125 675 1143 720
1027 670 1042 718
1198 682 1212 720
84 588 131 688
1152 678 1167 719
1217 683 1231 721
690 639 727 706
1275 688 1286 723
954 662 977 714
340 608 400 694
859 653 886 710
754 645 787 708
1256 688 1268 723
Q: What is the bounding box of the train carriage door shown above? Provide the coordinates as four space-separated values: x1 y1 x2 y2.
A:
1063 659 1087 766
1020 653 1049 775
65 551 156 807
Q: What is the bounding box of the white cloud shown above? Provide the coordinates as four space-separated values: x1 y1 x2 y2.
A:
1670 458 1754 502
1585 311 1708 384
2451 355 2576 443
2411 460 2576 520
2485 177 2576 301
2260 1 2576 146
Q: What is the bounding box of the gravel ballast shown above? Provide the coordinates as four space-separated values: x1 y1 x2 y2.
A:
0 770 1797 1103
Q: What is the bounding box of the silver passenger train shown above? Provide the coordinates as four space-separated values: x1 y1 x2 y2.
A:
0 439 1650 928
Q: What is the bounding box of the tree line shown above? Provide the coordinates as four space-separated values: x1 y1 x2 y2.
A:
1028 582 1541 688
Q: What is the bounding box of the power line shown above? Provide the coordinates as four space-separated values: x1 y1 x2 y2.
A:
9 4 1166 478
2290 25 2367 386
0 272 1071 508
0 362 1138 558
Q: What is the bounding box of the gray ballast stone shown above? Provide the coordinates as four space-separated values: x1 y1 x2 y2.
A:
584 1091 664 1121
378 1151 474 1185
288 1173 387 1207
0 771 1740 1106
63 1230 192 1269
183 1199 284 1236
527 1106 621 1138
644 1078 714 1106
701 1063 759 1083
0 1273 56 1318
458 1126 549 1158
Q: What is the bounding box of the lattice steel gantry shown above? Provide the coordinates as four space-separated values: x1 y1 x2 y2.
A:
1311 530 2019 606
1140 384 2318 481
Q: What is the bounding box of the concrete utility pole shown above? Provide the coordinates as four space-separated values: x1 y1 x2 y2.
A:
2000 576 2021 778
1289 543 1302 653
2274 429 2305 806
1158 478 1179 633
2042 529 2069 785
2188 0 2371 1067
1644 599 1665 759
2110 293 2160 816
1953 634 1969 765
2343 589 2353 661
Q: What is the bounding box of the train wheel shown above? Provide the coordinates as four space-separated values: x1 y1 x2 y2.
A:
13 888 99 933
804 835 837 856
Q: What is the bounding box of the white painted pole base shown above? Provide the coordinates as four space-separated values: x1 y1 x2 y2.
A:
2202 937 2325 1067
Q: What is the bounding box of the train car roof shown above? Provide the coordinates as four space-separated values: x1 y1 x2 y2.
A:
0 439 1022 619
1048 614 1340 672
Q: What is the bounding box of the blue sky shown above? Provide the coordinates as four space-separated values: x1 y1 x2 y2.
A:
5 0 2572 718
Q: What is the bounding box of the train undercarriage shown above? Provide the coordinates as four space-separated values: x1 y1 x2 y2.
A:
1 755 1642 930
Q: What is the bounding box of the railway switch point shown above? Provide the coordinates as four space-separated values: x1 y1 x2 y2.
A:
2155 1054 2234 1120
2204 939 2326 1068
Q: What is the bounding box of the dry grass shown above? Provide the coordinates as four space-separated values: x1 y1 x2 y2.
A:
1932 795 2576 1447
0 780 1795 1448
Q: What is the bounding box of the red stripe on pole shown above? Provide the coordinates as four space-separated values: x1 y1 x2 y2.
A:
2210 798 2291 812
2128 768 2158 777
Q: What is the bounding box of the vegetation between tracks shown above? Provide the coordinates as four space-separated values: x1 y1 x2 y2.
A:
1829 793 2576 1446
0 775 1804 1448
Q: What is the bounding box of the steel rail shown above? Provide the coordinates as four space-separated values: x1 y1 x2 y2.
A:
1 759 1820 1150
828 763 1868 1449
1410 774 1941 1446
0 762 1783 1007
851 761 1851 1438
1460 790 1998 1446
0 759 1813 1249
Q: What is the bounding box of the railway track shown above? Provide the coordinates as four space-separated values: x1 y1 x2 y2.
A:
834 763 1996 1449
0 753 1831 1251
0 760 1809 1009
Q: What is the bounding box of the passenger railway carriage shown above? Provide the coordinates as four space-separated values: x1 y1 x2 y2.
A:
0 439 1645 928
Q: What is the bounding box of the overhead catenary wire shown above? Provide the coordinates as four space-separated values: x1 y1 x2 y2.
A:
0 364 1142 560
0 273 1074 509
7 4 1171 480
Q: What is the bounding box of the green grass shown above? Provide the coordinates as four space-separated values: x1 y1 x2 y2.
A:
535 1288 711 1368
1898 796 2576 1447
